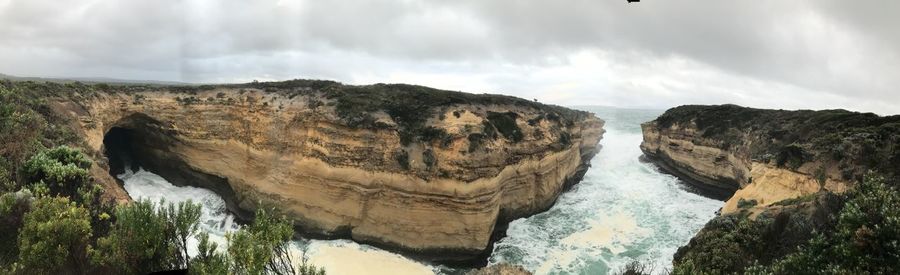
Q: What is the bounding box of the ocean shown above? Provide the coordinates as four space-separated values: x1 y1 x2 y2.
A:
119 106 722 275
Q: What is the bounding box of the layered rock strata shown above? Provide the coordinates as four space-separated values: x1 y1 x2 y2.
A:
638 105 900 214
641 104 900 269
49 81 605 258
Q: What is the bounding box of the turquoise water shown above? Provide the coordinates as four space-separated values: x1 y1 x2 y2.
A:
486 107 722 274
120 106 722 275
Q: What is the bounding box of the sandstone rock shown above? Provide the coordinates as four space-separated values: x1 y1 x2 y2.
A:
50 82 605 259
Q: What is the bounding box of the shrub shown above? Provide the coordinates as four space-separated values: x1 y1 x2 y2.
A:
0 190 32 267
486 111 524 142
467 133 486 153
227 207 298 275
395 150 410 170
737 198 758 209
672 214 767 274
423 149 437 169
93 199 201 273
614 260 655 275
20 146 92 203
760 173 900 274
16 196 92 274
189 232 229 275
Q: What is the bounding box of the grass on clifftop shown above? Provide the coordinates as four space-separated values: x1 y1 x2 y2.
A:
653 104 900 183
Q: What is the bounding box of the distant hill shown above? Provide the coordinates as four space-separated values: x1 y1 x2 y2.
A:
0 73 190 86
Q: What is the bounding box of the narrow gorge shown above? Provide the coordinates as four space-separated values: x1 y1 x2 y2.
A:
47 80 605 261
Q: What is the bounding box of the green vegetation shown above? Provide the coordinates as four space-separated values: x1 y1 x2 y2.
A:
749 173 900 274
614 261 656 275
654 104 900 183
486 111 524 142
0 80 325 274
319 83 586 145
673 173 899 274
736 198 758 209
15 196 93 274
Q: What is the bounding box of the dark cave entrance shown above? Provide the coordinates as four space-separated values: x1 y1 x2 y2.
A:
101 113 248 219
103 127 139 176
101 113 173 177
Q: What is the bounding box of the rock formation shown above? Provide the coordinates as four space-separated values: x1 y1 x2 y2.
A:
640 104 900 214
47 80 604 259
640 104 900 271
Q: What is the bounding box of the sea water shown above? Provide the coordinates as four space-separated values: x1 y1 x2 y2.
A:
485 107 722 274
119 106 722 275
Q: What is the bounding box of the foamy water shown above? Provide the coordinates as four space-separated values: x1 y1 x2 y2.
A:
487 107 722 274
120 169 436 275
119 106 722 275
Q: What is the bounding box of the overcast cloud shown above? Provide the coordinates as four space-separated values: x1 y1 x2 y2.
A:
1 0 898 114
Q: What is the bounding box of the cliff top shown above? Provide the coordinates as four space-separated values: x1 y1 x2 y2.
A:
650 104 900 183
2 79 593 143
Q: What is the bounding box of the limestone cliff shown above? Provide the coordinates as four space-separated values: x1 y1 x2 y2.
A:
639 104 900 214
640 104 900 271
47 80 604 259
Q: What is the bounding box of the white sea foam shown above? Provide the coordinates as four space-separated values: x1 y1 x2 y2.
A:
488 108 723 275
120 168 435 274
120 107 723 275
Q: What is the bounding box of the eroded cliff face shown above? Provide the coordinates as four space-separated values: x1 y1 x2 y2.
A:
641 104 900 271
640 121 846 214
50 83 604 258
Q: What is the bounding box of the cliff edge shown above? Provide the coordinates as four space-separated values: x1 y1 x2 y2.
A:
640 104 900 272
41 80 604 260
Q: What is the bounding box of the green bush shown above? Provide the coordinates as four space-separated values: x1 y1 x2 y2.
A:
0 190 32 267
486 111 524 143
226 207 303 275
15 196 92 274
614 260 655 275
189 232 229 275
737 198 758 209
20 146 96 205
395 150 410 170
672 214 766 274
92 199 201 273
759 173 900 274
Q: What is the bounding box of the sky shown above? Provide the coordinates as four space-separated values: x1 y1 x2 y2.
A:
1 0 898 115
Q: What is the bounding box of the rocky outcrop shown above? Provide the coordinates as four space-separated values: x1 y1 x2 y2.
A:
639 122 748 200
639 105 900 214
641 104 900 272
48 81 604 259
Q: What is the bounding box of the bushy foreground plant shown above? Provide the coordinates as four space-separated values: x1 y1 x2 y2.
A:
191 207 325 275
92 199 201 273
14 196 93 274
748 173 900 274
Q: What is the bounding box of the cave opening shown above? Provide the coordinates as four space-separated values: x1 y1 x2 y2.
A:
101 113 248 219
103 127 140 176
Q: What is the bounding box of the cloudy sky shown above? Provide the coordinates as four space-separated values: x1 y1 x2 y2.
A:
1 0 898 114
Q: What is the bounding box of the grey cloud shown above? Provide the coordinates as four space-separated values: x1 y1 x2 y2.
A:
0 0 897 114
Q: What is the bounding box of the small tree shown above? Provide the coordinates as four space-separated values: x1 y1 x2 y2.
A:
16 196 92 274
166 200 202 269
189 232 229 275
20 146 93 203
93 199 176 273
227 207 297 275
